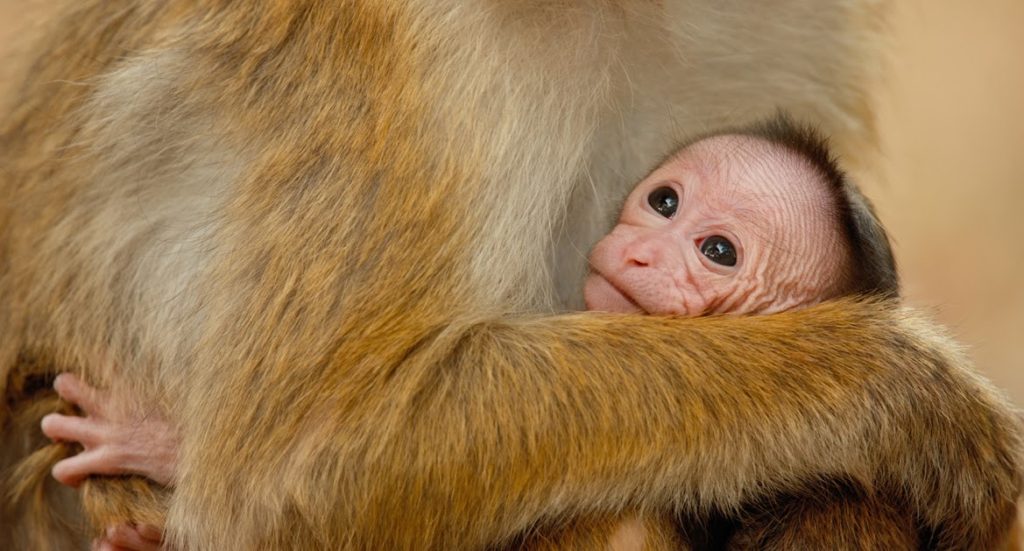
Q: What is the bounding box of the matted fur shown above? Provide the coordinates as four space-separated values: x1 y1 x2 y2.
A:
1 1 1021 549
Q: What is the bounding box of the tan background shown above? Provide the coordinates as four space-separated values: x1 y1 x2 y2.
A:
1 1 1022 401
861 0 1024 404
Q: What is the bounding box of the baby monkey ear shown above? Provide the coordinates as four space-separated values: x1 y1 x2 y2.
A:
839 181 900 298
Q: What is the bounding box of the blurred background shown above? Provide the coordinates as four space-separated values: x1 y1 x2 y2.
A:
1 1 1022 401
858 0 1024 404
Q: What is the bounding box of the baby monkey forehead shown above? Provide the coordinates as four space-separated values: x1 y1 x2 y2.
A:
660 134 840 227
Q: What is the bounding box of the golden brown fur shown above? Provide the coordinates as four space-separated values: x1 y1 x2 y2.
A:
1 1 1022 549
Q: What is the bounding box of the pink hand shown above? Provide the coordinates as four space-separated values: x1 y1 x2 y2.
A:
91 524 163 551
40 373 178 487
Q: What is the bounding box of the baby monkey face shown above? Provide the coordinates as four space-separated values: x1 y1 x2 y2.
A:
585 134 847 316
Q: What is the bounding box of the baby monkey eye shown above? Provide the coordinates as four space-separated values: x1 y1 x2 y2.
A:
647 186 679 218
700 235 737 267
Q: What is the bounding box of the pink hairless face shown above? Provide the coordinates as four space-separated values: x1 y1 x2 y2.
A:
584 134 848 316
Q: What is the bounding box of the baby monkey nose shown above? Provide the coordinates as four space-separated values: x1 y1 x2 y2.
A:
623 232 676 269
627 255 650 268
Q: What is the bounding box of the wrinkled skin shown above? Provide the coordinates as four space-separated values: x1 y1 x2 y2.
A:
587 135 847 316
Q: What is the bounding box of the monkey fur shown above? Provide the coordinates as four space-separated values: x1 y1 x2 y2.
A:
1 1 1022 549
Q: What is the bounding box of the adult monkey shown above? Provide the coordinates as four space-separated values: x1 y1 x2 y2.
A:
0 2 1021 551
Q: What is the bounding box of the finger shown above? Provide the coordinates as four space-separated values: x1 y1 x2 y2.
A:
54 373 104 414
92 538 118 551
41 413 102 445
93 539 131 551
135 524 164 542
106 525 162 551
52 448 126 487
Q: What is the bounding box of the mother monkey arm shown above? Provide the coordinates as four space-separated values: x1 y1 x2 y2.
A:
172 293 1022 550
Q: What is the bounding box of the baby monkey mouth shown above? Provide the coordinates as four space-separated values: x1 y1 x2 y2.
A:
587 270 646 314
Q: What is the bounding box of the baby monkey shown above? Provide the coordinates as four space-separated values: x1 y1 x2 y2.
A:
42 115 900 550
585 117 896 319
